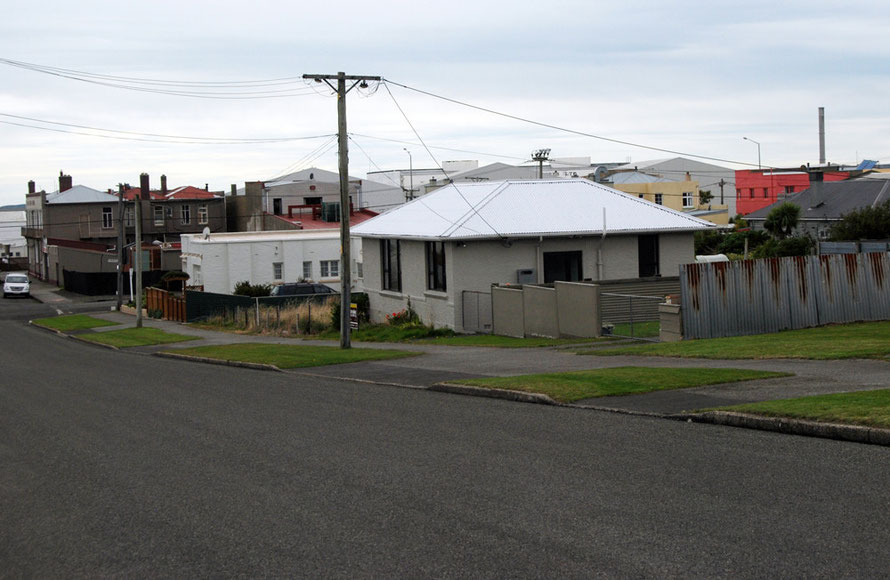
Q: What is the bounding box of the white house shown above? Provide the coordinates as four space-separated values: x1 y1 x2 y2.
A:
180 229 364 294
352 179 718 332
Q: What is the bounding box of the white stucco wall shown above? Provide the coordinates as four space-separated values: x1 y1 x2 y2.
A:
181 231 363 294
360 232 696 332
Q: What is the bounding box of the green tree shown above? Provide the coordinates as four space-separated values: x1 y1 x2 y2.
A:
829 200 890 241
763 203 801 240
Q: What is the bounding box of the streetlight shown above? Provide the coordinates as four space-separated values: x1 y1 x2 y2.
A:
743 137 761 170
403 148 414 200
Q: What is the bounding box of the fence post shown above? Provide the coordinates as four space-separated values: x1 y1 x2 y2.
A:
255 297 260 327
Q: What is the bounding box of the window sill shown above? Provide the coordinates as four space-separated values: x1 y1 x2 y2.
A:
424 290 448 299
379 289 404 298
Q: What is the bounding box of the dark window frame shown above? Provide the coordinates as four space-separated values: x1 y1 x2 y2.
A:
381 239 402 292
426 241 447 292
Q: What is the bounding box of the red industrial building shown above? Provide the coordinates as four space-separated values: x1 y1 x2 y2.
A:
735 168 849 215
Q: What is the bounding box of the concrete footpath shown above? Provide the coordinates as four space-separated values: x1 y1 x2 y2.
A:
27 278 890 446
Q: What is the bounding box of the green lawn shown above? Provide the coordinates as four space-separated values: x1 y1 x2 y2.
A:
165 343 419 369
582 321 890 360
608 320 660 338
80 327 199 348
715 389 890 429
32 314 117 332
452 366 790 403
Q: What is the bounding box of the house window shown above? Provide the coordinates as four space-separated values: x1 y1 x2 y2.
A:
273 198 282 215
426 241 446 292
125 208 134 226
198 204 208 225
784 185 795 194
654 193 663 206
320 259 339 278
381 239 401 292
102 207 113 229
273 262 283 280
543 251 582 283
749 188 755 199
638 234 660 278
682 192 694 208
304 196 322 205
356 261 363 279
763 188 769 198
153 206 164 226
193 265 202 286
180 205 191 224
302 260 312 280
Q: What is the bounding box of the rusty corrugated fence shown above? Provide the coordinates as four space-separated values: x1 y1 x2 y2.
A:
680 253 890 339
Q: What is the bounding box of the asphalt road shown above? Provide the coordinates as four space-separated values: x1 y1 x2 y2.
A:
2 306 890 577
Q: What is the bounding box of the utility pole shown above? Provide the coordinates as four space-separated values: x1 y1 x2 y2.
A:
303 72 380 349
531 148 551 179
718 179 726 205
116 183 124 311
134 173 148 328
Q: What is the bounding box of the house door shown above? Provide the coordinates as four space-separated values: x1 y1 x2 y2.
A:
543 251 582 283
638 234 660 277
273 198 282 215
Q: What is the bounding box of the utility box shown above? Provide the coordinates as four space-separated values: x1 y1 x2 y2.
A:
516 269 536 284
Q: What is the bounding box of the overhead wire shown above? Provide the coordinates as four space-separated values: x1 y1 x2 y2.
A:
0 112 334 144
382 82 496 239
383 78 771 170
1 58 317 99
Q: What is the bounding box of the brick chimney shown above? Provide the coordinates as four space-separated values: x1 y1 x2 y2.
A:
205 183 209 191
59 171 73 192
161 174 168 196
28 180 36 194
139 173 150 200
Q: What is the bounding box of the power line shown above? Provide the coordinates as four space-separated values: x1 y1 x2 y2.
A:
0 112 335 144
1 58 318 99
383 79 769 170
382 82 495 239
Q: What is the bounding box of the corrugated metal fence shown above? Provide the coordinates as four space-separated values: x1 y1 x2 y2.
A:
680 253 890 339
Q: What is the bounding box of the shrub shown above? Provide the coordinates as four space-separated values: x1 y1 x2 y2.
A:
329 292 371 328
233 280 272 297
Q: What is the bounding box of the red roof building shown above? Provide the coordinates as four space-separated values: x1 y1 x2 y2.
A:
736 168 849 215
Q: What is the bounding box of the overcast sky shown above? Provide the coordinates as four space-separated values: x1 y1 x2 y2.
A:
1 0 888 206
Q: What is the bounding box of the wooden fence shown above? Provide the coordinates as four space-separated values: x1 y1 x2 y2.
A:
146 287 186 323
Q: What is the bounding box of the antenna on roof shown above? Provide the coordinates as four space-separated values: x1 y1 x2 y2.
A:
531 148 551 180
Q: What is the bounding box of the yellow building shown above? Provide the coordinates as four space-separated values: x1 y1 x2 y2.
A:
608 171 729 225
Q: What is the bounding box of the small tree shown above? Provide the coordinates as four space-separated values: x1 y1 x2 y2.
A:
763 203 801 240
829 200 890 241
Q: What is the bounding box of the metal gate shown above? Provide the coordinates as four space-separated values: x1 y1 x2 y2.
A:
600 292 663 341
462 290 492 334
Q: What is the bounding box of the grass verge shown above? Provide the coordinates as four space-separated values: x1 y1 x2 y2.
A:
452 366 791 404
163 343 419 369
713 389 890 429
580 321 890 360
80 327 199 348
313 324 610 347
33 314 117 332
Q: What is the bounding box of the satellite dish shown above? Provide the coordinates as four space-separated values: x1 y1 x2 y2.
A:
202 227 211 240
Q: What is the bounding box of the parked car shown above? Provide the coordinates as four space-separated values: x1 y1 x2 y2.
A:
270 283 337 297
3 273 31 298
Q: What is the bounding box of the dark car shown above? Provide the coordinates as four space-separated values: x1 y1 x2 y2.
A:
270 283 337 297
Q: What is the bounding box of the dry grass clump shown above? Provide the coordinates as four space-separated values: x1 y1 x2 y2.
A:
203 297 336 336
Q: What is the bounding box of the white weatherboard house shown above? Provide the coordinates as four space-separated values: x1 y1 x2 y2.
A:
180 229 362 294
352 179 718 332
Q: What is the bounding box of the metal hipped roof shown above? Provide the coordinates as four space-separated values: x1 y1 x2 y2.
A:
352 179 717 240
46 185 118 204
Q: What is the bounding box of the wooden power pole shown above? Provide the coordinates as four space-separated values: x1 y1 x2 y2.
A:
302 72 380 349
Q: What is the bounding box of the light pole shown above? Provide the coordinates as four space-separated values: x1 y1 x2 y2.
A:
743 137 761 170
403 148 414 200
